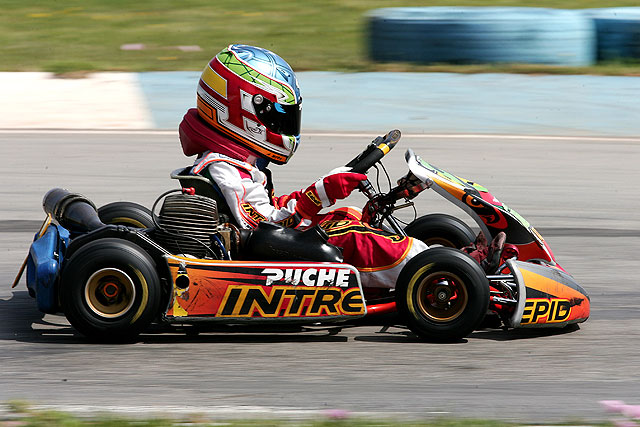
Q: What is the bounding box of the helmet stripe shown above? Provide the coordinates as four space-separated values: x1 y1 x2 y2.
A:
201 65 227 99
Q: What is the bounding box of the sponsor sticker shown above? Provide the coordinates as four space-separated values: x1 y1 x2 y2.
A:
261 267 352 287
217 285 365 317
521 298 572 324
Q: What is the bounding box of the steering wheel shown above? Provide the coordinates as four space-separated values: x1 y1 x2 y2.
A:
346 129 401 174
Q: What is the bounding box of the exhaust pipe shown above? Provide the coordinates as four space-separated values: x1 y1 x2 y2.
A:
43 188 105 233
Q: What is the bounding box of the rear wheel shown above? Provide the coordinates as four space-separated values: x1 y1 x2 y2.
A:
60 238 161 342
405 213 475 248
98 201 154 228
396 247 489 342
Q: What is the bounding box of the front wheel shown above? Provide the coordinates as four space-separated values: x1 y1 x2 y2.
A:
404 213 475 248
395 247 489 342
60 238 162 342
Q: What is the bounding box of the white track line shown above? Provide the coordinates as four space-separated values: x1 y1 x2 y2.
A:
0 403 450 419
1 128 639 142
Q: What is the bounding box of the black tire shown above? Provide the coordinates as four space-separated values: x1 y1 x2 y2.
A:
404 213 475 248
60 238 162 342
98 201 154 228
395 247 490 342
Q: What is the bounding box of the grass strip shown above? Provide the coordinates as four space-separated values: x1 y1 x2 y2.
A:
1 0 639 75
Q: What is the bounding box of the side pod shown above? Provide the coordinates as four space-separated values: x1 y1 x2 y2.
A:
506 259 590 328
26 224 70 313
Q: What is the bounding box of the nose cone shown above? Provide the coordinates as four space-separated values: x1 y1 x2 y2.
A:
512 260 590 327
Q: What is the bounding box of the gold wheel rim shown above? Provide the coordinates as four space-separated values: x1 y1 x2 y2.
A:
424 237 456 247
416 271 468 322
108 217 146 228
85 268 136 318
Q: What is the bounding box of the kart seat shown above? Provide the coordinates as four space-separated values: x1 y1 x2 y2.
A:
170 167 236 225
170 167 219 200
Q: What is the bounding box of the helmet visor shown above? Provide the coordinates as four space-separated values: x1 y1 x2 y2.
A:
253 96 302 136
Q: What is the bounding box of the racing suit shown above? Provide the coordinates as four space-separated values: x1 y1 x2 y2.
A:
192 151 428 289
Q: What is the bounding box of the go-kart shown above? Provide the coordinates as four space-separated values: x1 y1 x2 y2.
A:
15 130 590 342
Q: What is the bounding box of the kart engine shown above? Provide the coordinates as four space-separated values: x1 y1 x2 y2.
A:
153 193 223 258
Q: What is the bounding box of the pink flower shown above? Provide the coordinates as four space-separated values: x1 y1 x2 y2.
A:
323 409 351 419
601 400 628 413
623 405 640 419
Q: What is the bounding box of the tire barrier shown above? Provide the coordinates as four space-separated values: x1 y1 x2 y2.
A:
368 7 596 66
581 8 640 60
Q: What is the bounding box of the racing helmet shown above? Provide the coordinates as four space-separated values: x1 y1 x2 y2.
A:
196 44 302 165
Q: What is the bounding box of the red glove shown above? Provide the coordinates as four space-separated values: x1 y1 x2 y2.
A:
295 170 367 219
323 171 367 200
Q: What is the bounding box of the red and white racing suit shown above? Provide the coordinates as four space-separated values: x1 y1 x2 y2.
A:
192 151 428 289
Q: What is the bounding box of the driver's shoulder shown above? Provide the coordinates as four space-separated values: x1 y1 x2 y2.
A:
193 151 255 174
193 152 265 183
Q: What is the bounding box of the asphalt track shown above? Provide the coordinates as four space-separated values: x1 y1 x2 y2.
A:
1 131 639 422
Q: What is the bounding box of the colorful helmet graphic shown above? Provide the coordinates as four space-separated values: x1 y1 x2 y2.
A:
196 44 302 164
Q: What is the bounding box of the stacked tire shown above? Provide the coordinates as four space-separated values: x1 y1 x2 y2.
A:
581 8 640 60
368 7 596 66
